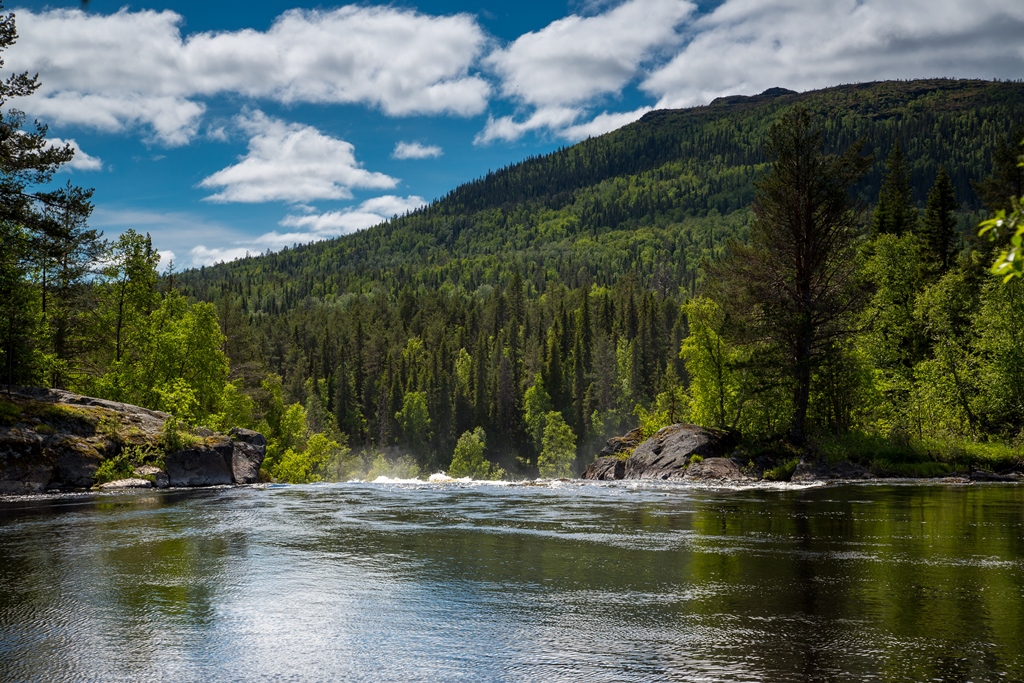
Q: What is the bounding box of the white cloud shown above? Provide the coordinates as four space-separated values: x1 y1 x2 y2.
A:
560 107 653 141
486 0 694 109
190 245 254 267
477 0 692 142
186 194 427 266
9 6 490 145
198 111 397 203
392 141 443 159
475 106 582 145
643 0 1024 109
48 137 103 171
280 195 428 235
475 105 651 144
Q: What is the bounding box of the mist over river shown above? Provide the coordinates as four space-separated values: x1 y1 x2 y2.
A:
1 480 1023 682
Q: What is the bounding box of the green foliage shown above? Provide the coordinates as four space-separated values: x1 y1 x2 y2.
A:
448 427 502 479
873 141 918 236
763 458 799 482
920 167 959 272
0 400 20 426
204 381 256 433
522 375 552 450
395 390 432 454
93 444 161 485
538 411 576 478
272 432 347 484
978 138 1024 281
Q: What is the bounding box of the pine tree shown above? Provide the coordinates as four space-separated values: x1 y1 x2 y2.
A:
872 141 917 236
920 167 958 273
710 107 870 443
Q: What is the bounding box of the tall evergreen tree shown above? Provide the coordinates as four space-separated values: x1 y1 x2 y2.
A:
872 141 917 236
710 107 871 443
920 167 958 273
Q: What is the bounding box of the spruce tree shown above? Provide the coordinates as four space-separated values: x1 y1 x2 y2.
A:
920 167 958 273
710 107 870 443
872 141 917 236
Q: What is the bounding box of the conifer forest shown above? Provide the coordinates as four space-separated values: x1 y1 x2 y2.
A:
5 74 1024 482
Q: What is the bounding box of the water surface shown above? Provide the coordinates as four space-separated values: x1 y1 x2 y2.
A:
1 480 1022 682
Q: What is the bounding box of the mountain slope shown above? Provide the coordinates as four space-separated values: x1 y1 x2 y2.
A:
180 78 1024 306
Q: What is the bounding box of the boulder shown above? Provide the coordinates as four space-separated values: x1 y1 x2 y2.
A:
0 428 52 494
134 465 169 488
52 436 107 488
791 460 875 483
229 427 267 484
98 478 152 490
683 457 754 482
621 423 737 480
164 435 234 487
598 428 642 458
583 456 625 481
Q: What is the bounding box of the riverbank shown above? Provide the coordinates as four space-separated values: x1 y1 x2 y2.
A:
582 423 1023 484
0 388 265 494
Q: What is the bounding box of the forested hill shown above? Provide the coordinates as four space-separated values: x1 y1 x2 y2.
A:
181 79 1024 303
161 78 1024 475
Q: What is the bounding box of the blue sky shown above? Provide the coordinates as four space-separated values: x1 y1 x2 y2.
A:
8 0 1024 269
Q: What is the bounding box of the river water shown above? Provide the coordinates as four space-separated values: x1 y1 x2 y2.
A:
1 479 1023 682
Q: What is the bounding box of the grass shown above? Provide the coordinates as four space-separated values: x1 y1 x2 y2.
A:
0 400 21 426
813 430 1022 477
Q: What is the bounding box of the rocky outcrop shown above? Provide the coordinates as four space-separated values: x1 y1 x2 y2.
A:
0 388 266 493
791 460 875 483
583 457 625 481
683 457 754 482
229 428 266 484
598 428 642 458
165 435 235 487
583 423 738 481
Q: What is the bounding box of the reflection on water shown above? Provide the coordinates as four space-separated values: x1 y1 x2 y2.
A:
1 481 1022 682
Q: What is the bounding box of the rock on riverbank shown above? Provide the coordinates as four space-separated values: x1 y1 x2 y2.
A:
0 388 266 494
583 423 741 482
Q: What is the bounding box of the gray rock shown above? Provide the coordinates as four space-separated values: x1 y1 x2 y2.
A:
98 477 152 489
791 460 875 483
621 423 737 480
583 456 625 480
134 465 170 488
165 435 235 487
229 428 266 484
683 457 754 482
0 428 51 494
598 428 642 458
52 436 107 488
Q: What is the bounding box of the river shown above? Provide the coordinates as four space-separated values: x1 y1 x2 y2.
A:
1 479 1022 682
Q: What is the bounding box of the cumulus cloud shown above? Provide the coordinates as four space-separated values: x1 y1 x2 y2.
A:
279 195 428 235
48 138 103 171
9 6 490 145
477 0 691 142
186 195 427 266
560 107 654 141
486 0 694 108
392 141 444 159
198 111 397 203
643 0 1024 109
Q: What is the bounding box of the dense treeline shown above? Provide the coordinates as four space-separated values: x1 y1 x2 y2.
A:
5 40 1024 482
164 79 1024 479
